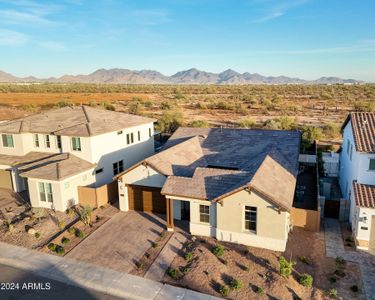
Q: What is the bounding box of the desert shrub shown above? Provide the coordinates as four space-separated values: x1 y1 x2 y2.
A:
334 269 346 278
58 220 66 230
299 256 310 265
67 227 76 235
100 101 115 111
244 265 250 272
160 231 166 237
299 273 313 288
56 100 74 108
256 286 264 294
222 259 228 265
67 208 75 218
279 256 295 278
335 256 346 267
212 245 225 257
152 242 159 248
166 267 180 279
128 100 142 114
229 278 243 290
80 205 93 226
160 100 175 110
4 219 13 232
184 251 194 261
190 120 209 128
329 276 337 283
34 232 40 238
48 243 57 251
323 123 340 139
302 126 322 145
350 285 359 292
61 237 70 244
181 266 190 274
75 229 85 238
55 245 65 255
328 288 337 298
156 110 184 133
219 285 229 297
238 118 255 128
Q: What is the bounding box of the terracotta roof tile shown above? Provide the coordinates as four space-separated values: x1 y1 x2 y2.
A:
348 112 375 153
353 182 375 208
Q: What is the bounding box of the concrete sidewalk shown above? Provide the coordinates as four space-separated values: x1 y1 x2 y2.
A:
0 242 220 300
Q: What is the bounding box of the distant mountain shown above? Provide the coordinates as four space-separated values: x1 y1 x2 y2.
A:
0 68 364 85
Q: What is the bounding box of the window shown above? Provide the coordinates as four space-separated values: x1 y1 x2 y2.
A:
369 159 375 171
199 205 210 223
1 134 14 148
33 134 39 148
56 135 62 149
45 135 51 148
244 206 257 232
38 182 53 203
346 140 350 155
72 137 81 151
117 130 123 135
138 130 141 141
349 144 353 161
149 128 152 137
95 168 103 174
126 133 134 144
113 160 124 175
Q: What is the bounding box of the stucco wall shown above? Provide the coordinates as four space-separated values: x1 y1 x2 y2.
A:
27 169 95 212
290 207 320 231
353 206 375 247
118 164 166 211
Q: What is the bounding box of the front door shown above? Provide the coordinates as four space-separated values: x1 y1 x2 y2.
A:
181 201 190 221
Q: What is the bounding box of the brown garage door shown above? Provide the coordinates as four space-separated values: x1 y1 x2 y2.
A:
0 169 13 190
127 185 166 214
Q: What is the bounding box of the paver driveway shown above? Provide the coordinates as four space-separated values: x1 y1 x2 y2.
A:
66 211 166 273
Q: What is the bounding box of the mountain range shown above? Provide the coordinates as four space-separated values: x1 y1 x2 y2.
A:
0 68 363 85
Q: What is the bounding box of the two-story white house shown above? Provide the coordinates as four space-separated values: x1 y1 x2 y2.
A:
339 112 375 250
0 105 155 212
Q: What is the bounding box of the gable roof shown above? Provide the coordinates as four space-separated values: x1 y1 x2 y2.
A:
353 182 375 208
342 112 375 153
118 127 301 211
0 106 155 137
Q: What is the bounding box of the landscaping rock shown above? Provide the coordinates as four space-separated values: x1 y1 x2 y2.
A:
28 228 36 235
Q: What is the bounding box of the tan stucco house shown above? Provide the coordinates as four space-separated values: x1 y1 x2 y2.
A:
115 128 301 251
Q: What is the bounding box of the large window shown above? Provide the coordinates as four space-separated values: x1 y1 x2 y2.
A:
113 160 124 175
199 205 210 223
138 130 141 141
38 182 53 203
349 144 353 161
2 134 14 148
244 206 257 232
126 133 134 145
369 159 375 171
346 139 350 155
33 134 39 148
72 137 81 151
45 135 51 148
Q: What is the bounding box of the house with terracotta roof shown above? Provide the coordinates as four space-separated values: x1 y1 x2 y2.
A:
115 128 301 251
339 112 375 250
0 106 155 211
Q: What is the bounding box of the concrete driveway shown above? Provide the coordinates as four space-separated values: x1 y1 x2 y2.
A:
66 211 166 273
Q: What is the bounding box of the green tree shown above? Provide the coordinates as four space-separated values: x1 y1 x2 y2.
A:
156 110 184 133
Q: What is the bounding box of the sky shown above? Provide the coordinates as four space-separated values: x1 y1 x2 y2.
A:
0 0 374 81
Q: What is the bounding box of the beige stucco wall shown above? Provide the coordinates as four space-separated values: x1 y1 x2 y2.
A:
118 164 166 211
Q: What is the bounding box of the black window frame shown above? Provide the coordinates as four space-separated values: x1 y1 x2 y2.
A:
112 160 124 176
369 159 375 171
244 206 257 232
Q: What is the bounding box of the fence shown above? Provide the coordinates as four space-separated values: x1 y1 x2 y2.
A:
78 181 118 208
290 207 321 232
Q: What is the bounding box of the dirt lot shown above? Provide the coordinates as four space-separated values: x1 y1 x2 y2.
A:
162 228 365 300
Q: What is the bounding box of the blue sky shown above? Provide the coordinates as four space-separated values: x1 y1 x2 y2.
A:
0 0 374 81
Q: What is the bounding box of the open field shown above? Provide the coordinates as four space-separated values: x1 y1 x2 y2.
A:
1 83 374 142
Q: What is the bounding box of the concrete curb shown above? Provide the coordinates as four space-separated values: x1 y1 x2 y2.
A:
0 242 220 300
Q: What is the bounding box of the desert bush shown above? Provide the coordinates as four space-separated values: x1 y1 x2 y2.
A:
219 285 229 297
67 208 75 218
100 101 115 111
256 286 264 294
48 243 57 251
335 256 346 267
334 269 346 278
350 285 359 292
68 227 76 235
190 120 209 128
55 245 65 255
160 100 175 110
128 100 143 114
229 278 243 290
80 205 93 226
56 100 74 108
212 245 225 257
75 229 85 238
166 267 180 279
299 256 310 265
58 220 66 230
62 237 70 244
184 251 194 261
34 232 40 238
152 242 159 248
323 123 340 139
156 110 184 133
279 256 295 278
299 273 313 287
238 118 255 128
328 288 337 298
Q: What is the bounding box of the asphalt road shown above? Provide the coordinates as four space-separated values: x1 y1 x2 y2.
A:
0 264 126 300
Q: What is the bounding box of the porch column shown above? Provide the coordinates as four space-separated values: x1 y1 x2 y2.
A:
166 197 174 231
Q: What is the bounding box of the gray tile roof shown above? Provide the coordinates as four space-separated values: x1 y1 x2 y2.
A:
19 152 95 181
0 106 155 137
130 127 300 211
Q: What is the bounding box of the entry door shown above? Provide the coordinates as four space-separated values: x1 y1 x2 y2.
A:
370 215 375 251
181 201 190 221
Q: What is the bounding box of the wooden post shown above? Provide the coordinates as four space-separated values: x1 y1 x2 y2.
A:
166 198 174 231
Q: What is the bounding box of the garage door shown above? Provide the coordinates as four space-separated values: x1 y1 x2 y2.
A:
127 185 166 214
0 169 13 190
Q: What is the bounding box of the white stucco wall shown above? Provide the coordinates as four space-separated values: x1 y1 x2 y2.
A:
118 164 166 211
27 169 95 212
352 206 375 249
